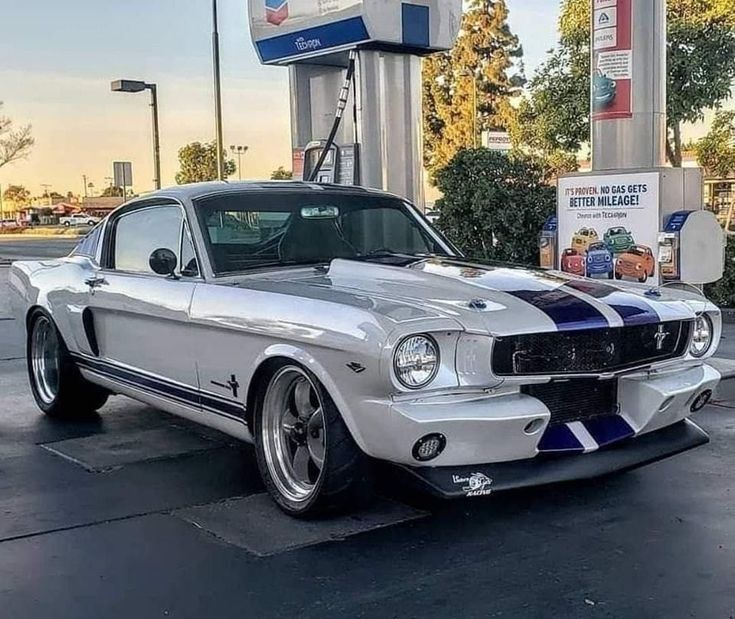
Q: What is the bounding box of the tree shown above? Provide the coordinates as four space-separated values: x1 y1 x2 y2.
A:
101 185 125 197
0 102 34 169
512 0 735 167
270 166 293 180
175 141 236 184
695 110 735 178
2 185 31 206
422 0 524 180
434 149 555 265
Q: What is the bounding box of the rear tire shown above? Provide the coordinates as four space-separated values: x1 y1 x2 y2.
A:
27 310 109 418
254 362 372 518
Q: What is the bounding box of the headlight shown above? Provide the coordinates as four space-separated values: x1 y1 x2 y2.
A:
393 334 439 389
690 314 714 358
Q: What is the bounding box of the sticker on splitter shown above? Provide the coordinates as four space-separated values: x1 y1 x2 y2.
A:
452 472 494 497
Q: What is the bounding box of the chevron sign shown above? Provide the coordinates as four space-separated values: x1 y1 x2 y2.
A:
265 0 289 25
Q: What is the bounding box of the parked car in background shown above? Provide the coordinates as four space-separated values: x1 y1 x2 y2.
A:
604 226 635 254
615 245 656 282
585 241 614 278
560 248 585 276
571 227 599 254
424 210 440 224
8 182 721 517
60 213 100 227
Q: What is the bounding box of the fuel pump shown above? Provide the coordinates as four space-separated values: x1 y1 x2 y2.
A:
659 211 724 284
302 141 359 185
247 0 462 205
538 215 558 269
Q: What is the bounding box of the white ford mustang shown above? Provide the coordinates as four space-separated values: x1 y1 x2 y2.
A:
8 182 721 516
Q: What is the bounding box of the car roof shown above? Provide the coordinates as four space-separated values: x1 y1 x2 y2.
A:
125 181 401 204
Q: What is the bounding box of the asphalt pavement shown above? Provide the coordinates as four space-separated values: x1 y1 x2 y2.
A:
0 239 733 618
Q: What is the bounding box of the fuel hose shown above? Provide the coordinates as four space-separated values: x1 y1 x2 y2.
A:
306 50 357 182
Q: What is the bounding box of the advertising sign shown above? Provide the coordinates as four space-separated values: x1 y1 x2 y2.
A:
482 130 511 152
592 0 632 120
557 173 659 283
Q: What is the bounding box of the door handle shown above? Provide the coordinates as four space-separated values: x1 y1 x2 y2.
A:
85 275 108 288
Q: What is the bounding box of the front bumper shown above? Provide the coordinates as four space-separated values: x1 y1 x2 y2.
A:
352 363 719 466
396 419 708 498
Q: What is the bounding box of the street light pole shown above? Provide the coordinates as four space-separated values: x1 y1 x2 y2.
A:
111 79 162 190
212 0 225 180
229 145 248 180
149 84 161 189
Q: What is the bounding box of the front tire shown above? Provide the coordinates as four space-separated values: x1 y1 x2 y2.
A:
27 310 109 418
254 363 372 517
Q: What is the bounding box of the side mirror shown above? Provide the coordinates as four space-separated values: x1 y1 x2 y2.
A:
149 248 178 276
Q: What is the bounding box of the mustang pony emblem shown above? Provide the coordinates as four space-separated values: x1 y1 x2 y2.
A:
654 325 669 351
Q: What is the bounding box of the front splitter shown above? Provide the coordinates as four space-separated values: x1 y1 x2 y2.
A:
396 419 709 499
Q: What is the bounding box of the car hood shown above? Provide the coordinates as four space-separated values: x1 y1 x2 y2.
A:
241 258 702 337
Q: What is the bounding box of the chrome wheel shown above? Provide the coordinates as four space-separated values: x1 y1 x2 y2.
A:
30 316 61 405
261 366 326 503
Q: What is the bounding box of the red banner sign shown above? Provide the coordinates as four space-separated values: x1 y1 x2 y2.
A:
592 0 632 121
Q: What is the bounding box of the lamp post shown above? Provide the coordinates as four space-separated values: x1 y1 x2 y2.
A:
229 145 248 180
212 0 225 180
111 79 162 190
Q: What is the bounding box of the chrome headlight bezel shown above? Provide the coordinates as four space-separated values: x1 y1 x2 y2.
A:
689 314 714 358
393 334 440 390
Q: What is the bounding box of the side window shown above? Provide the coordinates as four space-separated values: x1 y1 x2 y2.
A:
72 224 103 259
113 206 183 273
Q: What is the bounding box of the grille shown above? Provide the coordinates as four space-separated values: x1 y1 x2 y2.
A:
522 379 618 426
492 321 691 377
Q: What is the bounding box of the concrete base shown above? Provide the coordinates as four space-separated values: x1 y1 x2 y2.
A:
175 494 427 557
41 426 223 472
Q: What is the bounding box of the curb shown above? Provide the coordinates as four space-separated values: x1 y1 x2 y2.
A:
720 308 735 324
0 234 84 240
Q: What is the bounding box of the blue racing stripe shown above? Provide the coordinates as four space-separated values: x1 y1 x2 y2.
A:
538 424 585 453
74 355 245 421
563 279 661 326
583 415 635 448
507 289 610 331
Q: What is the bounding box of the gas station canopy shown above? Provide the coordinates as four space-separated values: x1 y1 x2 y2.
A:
248 0 462 64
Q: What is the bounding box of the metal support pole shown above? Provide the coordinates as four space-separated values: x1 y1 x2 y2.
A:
83 175 88 198
212 0 225 180
472 77 478 149
148 84 162 189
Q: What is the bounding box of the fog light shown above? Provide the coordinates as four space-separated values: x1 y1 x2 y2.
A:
690 390 712 413
412 433 446 462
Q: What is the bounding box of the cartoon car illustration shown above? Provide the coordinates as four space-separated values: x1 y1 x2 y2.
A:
571 227 599 254
615 245 656 282
593 69 617 109
604 226 635 254
561 248 585 276
585 241 614 278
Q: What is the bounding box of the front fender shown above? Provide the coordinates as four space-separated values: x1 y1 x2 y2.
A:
252 343 387 456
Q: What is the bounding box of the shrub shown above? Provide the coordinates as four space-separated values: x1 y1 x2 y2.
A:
704 235 735 307
434 148 555 265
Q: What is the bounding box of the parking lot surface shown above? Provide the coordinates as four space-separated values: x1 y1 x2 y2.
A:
1 239 733 618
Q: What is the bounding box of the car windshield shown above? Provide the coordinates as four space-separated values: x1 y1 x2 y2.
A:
589 243 606 251
194 191 454 275
628 247 647 256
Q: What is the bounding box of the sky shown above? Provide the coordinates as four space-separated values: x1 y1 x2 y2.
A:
0 0 559 197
